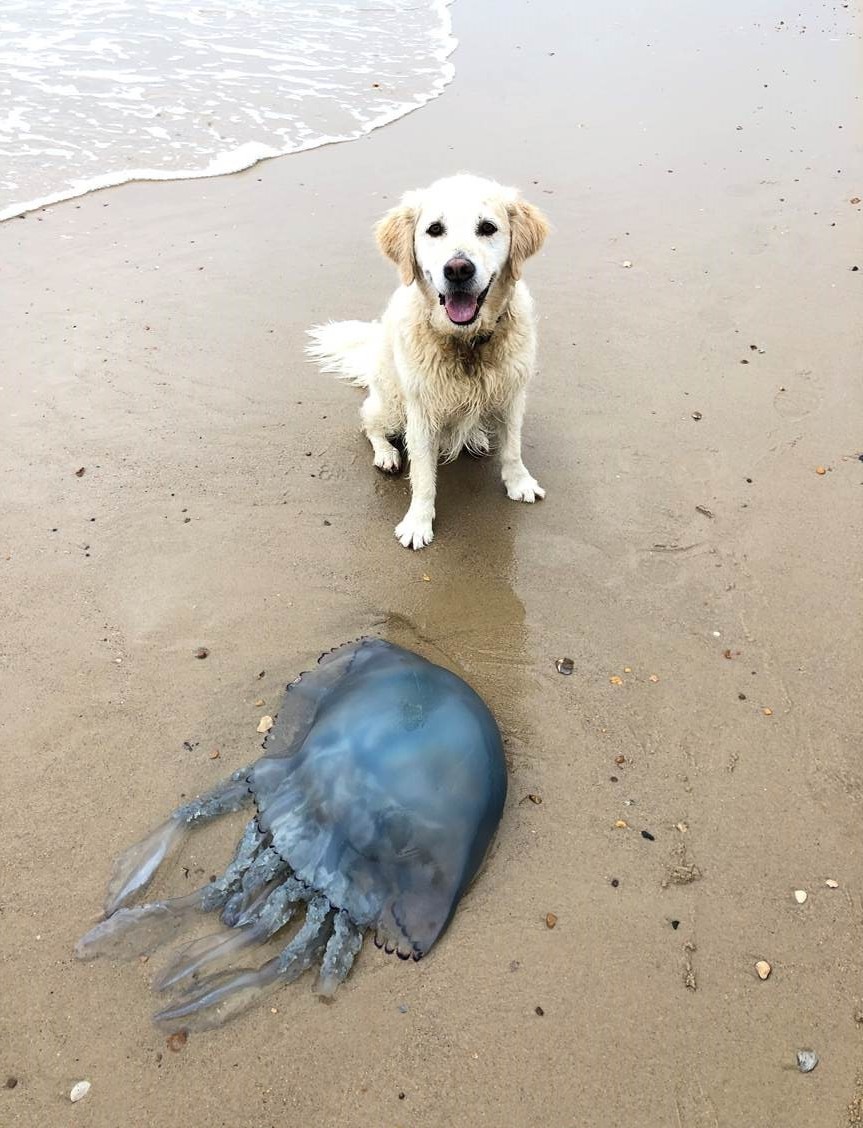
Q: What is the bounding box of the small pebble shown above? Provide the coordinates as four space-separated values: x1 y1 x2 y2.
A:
5 1077 18 1090
755 960 772 980
794 889 808 904
527 793 542 804
193 647 209 659
649 674 659 683
825 879 839 889
796 1049 818 1073
815 466 826 475
762 707 773 716
70 1081 91 1103
614 820 629 829
671 919 680 930
609 675 623 686
257 715 274 733
167 1031 188 1053
614 754 625 765
691 411 703 421
535 1005 544 1016
641 830 655 841
555 657 574 676
209 748 220 760
254 698 265 706
622 260 632 268
623 666 632 673
545 912 558 929
610 878 619 888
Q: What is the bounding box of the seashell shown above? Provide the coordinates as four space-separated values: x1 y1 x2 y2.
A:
70 1081 91 1103
796 1049 818 1073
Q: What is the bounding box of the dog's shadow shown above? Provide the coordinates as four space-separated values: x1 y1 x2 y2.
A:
373 445 538 755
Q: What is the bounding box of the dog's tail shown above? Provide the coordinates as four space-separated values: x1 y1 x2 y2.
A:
305 320 383 388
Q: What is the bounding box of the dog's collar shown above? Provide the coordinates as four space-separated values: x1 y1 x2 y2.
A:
467 306 509 347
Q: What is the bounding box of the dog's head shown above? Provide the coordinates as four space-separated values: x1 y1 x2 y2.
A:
375 174 549 334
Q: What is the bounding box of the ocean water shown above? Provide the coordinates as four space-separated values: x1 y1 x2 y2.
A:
0 0 456 221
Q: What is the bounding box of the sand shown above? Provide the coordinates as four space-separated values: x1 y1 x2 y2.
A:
2 0 862 1124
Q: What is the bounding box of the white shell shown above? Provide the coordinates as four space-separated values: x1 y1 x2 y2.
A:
793 889 808 904
755 960 772 980
825 879 839 889
70 1081 91 1103
796 1049 818 1073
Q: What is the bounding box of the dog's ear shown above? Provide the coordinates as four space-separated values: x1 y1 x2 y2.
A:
375 193 420 286
507 197 550 280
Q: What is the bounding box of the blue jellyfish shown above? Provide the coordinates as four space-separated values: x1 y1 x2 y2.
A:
76 639 507 1031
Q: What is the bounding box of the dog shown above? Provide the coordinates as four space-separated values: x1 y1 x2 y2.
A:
306 173 549 550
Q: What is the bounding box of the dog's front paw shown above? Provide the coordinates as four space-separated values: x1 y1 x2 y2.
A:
395 511 434 550
504 474 546 503
373 444 402 474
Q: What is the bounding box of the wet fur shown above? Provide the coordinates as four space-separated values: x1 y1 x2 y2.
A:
307 173 549 550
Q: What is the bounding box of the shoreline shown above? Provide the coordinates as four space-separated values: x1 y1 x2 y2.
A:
0 0 457 223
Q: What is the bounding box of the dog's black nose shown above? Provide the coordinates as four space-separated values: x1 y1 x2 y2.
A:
443 257 476 283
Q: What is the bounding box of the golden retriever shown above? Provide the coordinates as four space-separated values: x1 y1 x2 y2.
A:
307 173 549 550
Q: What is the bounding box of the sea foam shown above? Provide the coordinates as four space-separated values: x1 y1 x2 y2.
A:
0 0 456 220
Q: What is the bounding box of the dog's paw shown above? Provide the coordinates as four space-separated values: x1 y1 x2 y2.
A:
373 444 402 474
395 512 434 550
504 475 546 503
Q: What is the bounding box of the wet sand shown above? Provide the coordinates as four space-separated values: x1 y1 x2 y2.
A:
2 1 862 1125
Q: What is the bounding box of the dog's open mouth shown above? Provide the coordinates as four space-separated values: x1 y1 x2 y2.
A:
440 278 493 326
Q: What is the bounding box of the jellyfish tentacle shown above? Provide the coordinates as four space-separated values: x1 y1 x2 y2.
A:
75 890 205 960
77 819 265 962
104 766 253 915
154 878 310 991
198 819 265 912
153 928 260 992
153 895 334 1032
220 846 289 926
316 910 364 997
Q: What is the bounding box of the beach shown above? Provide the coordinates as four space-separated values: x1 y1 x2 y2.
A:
2 0 862 1124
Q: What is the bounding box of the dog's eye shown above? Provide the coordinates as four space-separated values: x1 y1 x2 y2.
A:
477 220 498 237
426 221 445 237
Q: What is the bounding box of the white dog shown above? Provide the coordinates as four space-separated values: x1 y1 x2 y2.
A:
307 173 549 550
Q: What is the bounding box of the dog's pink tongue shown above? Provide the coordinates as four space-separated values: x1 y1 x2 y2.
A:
445 292 479 324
